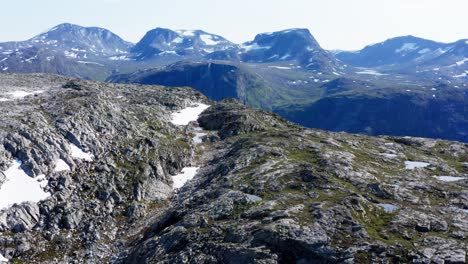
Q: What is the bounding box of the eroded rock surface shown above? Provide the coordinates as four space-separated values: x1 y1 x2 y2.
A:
0 74 466 263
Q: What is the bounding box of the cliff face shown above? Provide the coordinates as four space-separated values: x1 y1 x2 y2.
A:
0 74 466 263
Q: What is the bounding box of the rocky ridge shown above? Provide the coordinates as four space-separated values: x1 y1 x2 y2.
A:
0 74 466 263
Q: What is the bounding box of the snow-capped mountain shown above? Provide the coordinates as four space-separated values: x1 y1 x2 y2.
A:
335 35 446 67
131 27 236 60
0 23 133 79
0 23 132 61
240 28 343 71
335 36 468 80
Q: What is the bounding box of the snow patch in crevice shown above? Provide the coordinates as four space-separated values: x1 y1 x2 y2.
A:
434 176 465 182
404 161 430 170
5 90 43 99
54 159 71 172
395 43 418 53
193 127 206 144
246 194 262 202
172 167 199 189
0 253 8 263
70 143 94 161
378 203 399 213
170 103 210 126
381 153 397 159
0 160 50 211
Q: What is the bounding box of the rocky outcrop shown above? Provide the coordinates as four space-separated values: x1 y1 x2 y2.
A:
0 74 466 263
124 99 467 263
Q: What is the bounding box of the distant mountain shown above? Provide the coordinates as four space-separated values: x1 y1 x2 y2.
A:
0 24 466 141
335 36 446 67
335 36 468 81
131 28 236 61
240 29 343 72
0 23 133 79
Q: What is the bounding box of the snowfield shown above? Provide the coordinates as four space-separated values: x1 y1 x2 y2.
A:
0 160 50 211
170 103 210 126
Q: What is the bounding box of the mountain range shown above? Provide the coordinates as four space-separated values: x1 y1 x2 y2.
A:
0 23 467 142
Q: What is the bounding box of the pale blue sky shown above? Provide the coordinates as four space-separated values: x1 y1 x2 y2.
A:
1 0 466 50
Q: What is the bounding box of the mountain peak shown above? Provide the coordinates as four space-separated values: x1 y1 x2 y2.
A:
240 28 343 71
132 27 234 59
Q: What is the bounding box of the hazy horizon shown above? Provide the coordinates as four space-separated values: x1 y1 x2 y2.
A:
1 0 467 50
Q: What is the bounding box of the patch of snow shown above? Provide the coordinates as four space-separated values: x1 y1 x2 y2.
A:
378 203 399 213
70 143 94 161
241 43 271 51
433 68 439 71
405 161 430 170
2 67 8 71
172 37 183 44
268 66 292 70
434 176 465 182
418 48 431 54
159 51 179 56
0 98 11 102
455 58 468 66
176 30 195 37
382 153 397 158
172 167 199 189
356 70 388 76
200 34 220 45
395 43 418 53
109 55 131 61
245 194 262 202
170 103 210 126
193 127 206 144
453 71 468 78
77 61 104 66
0 57 8 63
7 90 43 99
54 159 71 172
0 253 8 262
64 50 78 59
0 160 50 211
71 48 86 52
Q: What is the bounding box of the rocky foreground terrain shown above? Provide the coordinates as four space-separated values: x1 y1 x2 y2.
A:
0 74 466 263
